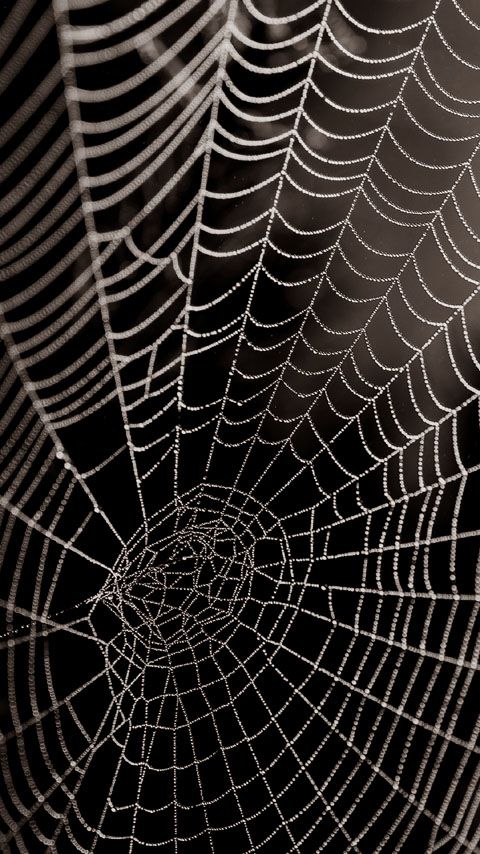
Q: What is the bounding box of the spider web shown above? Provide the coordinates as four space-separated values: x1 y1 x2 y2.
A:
1 0 480 850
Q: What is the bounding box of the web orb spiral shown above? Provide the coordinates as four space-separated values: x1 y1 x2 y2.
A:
1 0 480 851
